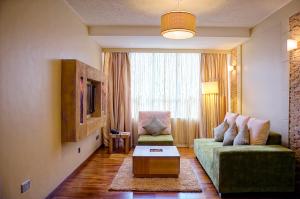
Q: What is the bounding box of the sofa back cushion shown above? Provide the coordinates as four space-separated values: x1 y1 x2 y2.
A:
224 112 239 126
266 131 282 145
248 118 270 145
138 111 171 135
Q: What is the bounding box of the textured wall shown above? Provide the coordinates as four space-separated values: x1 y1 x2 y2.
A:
289 12 300 191
0 0 102 198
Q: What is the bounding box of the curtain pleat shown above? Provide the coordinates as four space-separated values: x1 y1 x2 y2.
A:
200 53 228 138
103 52 132 146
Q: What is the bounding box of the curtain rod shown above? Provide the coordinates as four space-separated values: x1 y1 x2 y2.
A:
102 48 231 54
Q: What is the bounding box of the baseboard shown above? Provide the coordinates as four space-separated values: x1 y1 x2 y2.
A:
45 144 103 199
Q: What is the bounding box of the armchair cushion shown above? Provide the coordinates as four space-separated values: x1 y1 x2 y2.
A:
137 134 174 146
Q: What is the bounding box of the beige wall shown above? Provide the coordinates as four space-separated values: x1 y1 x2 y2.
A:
0 0 102 198
241 0 300 146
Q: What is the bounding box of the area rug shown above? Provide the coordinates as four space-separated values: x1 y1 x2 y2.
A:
109 158 201 192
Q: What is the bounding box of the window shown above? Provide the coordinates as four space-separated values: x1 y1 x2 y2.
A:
130 52 200 119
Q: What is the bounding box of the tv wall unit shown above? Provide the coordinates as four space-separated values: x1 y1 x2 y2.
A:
61 59 107 142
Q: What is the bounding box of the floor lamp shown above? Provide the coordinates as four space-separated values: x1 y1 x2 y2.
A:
201 81 219 136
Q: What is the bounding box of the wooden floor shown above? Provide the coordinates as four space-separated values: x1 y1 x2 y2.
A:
50 147 298 199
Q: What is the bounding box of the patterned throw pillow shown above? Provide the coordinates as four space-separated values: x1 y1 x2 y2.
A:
233 125 250 145
143 117 167 136
223 123 238 146
214 120 229 142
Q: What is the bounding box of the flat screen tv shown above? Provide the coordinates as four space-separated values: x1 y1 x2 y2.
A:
87 83 95 115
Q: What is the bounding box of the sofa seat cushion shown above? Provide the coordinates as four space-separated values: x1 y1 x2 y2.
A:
194 139 223 177
137 134 174 146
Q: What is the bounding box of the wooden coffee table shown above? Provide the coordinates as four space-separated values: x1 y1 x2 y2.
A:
132 146 180 178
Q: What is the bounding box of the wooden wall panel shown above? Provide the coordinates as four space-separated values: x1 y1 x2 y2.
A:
61 59 107 142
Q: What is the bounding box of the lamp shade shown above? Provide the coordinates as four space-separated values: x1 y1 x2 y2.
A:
202 81 218 94
161 11 196 39
287 39 298 51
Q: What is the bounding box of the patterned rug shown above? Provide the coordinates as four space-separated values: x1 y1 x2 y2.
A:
109 158 202 192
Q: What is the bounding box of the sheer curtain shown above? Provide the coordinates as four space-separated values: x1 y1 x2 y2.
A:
130 52 200 147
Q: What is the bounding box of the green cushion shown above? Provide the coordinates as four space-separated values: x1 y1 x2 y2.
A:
137 134 174 146
266 131 282 145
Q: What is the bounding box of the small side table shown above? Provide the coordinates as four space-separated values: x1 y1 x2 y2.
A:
108 132 131 154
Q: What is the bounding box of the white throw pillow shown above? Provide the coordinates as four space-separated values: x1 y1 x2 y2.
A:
214 120 229 142
235 115 251 131
224 112 239 126
247 118 270 145
223 123 238 146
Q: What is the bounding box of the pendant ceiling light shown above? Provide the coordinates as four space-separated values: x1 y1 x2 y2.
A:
161 0 196 39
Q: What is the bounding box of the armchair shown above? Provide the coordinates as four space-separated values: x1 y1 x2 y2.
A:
137 111 174 146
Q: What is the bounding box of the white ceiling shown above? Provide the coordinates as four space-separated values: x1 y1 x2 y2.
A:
66 0 292 49
66 0 291 27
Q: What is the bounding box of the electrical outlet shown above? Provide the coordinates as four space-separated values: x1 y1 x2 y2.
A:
21 179 30 193
96 135 99 140
78 147 81 153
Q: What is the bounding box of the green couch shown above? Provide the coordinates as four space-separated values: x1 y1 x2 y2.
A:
194 132 295 194
137 134 174 146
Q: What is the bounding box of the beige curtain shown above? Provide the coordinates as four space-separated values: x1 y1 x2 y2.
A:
103 52 132 146
200 53 228 138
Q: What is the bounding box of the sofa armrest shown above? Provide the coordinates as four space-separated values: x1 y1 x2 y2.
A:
213 145 295 193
